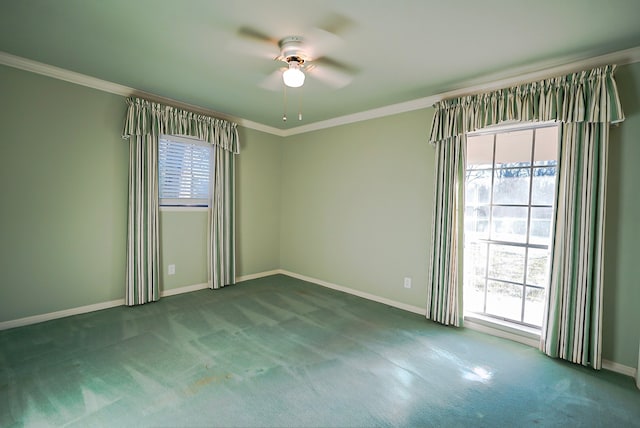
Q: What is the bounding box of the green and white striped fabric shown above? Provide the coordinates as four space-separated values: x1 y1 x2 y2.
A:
429 66 624 144
122 97 240 304
209 146 236 289
427 66 623 368
125 134 160 306
426 135 464 326
542 122 609 368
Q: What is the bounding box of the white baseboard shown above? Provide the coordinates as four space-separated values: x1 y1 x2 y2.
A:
0 298 125 331
602 359 637 379
278 269 426 315
160 282 209 297
0 269 280 331
236 270 282 282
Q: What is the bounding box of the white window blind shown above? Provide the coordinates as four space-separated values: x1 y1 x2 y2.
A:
158 135 212 207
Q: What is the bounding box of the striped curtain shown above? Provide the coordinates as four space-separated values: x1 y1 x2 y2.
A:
427 66 624 369
209 146 236 289
122 97 240 304
541 123 609 368
125 134 160 305
426 135 464 326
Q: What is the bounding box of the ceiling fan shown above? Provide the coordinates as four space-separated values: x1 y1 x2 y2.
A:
237 22 358 90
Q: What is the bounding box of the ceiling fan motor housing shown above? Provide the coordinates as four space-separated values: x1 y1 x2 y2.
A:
278 36 307 63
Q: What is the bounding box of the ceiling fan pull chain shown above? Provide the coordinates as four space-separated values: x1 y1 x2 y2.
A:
298 86 303 121
282 84 288 122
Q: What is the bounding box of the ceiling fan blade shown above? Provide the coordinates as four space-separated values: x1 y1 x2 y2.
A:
304 27 342 60
305 14 355 60
316 12 355 36
313 56 359 75
308 63 353 89
237 26 278 45
259 69 285 91
227 39 279 61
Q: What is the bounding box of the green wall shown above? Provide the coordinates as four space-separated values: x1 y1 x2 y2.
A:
280 109 434 309
236 127 282 276
0 65 128 320
602 61 640 369
159 210 208 289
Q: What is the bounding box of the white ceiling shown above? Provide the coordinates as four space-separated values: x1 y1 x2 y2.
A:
1 0 640 132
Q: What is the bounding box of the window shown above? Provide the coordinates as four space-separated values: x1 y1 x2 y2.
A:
158 135 213 207
463 124 559 329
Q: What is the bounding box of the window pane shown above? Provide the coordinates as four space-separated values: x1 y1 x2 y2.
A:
486 280 522 321
465 169 492 205
526 248 550 287
493 168 530 205
488 244 525 283
491 206 528 243
530 207 554 245
534 127 558 166
524 287 545 326
463 242 487 313
464 285 485 314
467 134 494 169
464 241 487 279
531 167 557 205
495 129 532 167
465 206 490 239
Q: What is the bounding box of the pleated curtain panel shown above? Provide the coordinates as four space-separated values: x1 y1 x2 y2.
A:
122 97 240 306
426 65 624 369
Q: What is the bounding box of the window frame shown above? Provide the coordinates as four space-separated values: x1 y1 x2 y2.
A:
463 121 560 331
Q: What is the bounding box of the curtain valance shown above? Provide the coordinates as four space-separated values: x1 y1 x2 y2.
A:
429 65 624 145
122 97 240 154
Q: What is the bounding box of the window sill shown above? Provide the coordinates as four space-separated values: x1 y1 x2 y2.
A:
159 206 208 212
463 313 540 348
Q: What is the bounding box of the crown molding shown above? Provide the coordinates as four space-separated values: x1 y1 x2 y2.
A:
280 96 437 137
283 45 640 136
2 46 639 138
0 51 285 137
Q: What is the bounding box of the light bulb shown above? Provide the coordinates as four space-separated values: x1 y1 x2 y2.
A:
283 62 305 88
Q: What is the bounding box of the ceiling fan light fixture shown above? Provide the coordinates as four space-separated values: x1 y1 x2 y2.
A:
283 60 305 88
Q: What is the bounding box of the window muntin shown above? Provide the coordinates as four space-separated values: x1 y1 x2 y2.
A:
158 135 212 207
463 124 559 329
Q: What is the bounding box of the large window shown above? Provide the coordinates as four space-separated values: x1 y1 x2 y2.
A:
463 124 559 329
158 135 213 207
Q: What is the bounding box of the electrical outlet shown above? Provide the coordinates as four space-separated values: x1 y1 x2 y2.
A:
403 277 412 289
168 264 176 275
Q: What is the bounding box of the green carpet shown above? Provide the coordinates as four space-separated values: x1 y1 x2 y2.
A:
1 274 638 427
